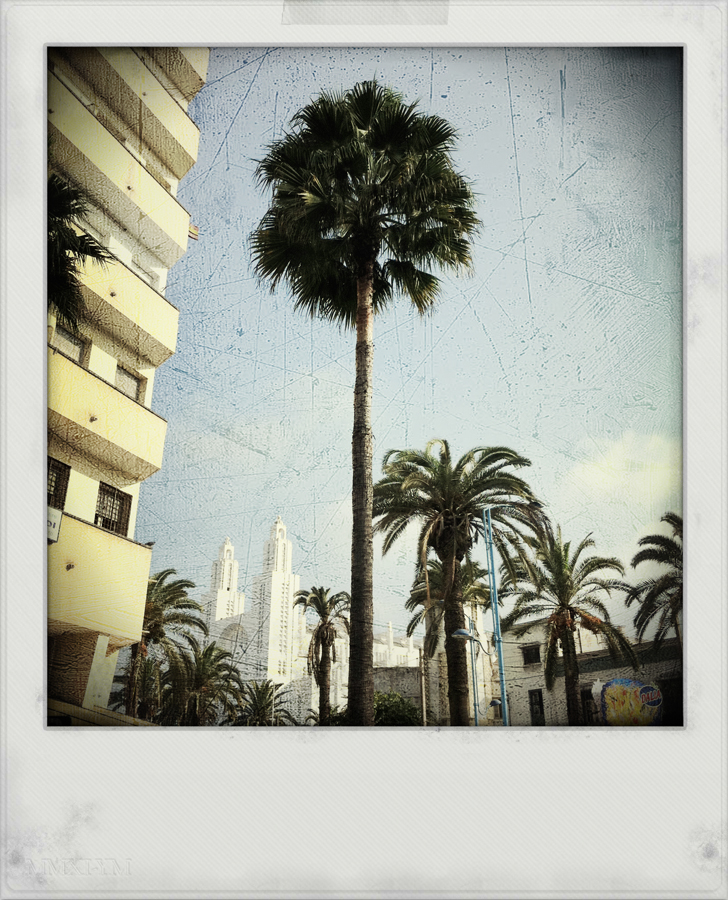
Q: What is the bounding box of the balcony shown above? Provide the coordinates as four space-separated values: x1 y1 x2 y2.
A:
148 48 210 104
48 347 167 482
48 513 152 648
55 49 201 180
48 72 190 269
79 256 179 366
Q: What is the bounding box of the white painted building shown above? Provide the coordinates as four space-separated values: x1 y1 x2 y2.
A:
201 537 245 628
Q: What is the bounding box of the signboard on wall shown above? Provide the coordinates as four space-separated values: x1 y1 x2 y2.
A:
47 507 62 543
598 678 663 726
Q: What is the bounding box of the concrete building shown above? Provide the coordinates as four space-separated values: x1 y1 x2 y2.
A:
201 537 245 629
47 48 210 718
499 619 683 726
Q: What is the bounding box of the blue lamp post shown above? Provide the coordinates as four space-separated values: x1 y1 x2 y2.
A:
480 500 544 728
482 508 510 726
452 611 482 725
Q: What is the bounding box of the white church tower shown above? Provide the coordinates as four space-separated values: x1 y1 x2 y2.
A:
201 537 245 629
248 517 305 683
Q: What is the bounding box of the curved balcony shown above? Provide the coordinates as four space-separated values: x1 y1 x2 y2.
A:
48 72 190 269
48 347 167 482
54 49 201 180
48 513 152 648
79 256 179 366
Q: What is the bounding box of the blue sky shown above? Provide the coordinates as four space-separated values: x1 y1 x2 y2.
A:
135 46 682 636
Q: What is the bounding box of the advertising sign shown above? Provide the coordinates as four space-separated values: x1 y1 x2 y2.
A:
598 678 662 726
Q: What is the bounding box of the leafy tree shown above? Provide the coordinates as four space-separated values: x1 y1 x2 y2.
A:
124 569 207 719
48 173 113 332
251 81 480 725
306 705 348 726
294 586 350 726
231 680 298 726
157 637 245 726
373 440 539 725
501 520 639 725
373 690 422 726
623 512 683 651
406 558 492 660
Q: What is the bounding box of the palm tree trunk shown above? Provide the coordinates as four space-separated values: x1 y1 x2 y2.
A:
347 262 375 726
562 632 583 725
442 558 471 725
319 642 332 726
125 641 141 718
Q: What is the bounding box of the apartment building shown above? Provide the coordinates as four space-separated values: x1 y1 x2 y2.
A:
47 48 209 718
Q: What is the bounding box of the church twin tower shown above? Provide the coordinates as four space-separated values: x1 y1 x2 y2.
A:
201 517 306 684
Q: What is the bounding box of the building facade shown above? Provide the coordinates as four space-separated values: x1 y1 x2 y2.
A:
500 620 683 726
201 537 245 629
47 48 210 715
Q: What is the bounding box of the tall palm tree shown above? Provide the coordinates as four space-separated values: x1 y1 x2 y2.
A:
158 637 245 726
251 81 480 725
373 439 539 725
232 680 298 726
406 558 492 660
501 520 639 725
294 586 350 726
623 512 683 651
124 569 207 719
48 173 113 332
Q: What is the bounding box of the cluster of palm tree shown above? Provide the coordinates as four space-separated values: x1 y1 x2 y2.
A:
370 435 683 726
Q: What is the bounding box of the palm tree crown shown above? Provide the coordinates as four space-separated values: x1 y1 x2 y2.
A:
158 637 245 726
48 173 113 332
124 569 207 718
623 512 683 650
252 81 480 726
501 520 638 725
294 586 350 726
373 439 539 725
405 558 492 660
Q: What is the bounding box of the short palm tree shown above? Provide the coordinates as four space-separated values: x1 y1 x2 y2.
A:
373 439 539 725
501 521 639 725
124 569 207 719
406 558 492 660
232 680 298 726
252 81 480 725
110 655 161 721
48 173 113 332
158 638 245 726
623 512 683 651
294 586 350 726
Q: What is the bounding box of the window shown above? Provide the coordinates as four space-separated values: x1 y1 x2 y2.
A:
48 457 71 510
52 324 85 364
115 365 142 402
528 689 545 726
581 688 598 725
94 483 132 535
522 644 541 666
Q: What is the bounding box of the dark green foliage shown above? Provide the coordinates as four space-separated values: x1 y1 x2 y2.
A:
622 512 683 650
294 586 350 726
373 691 422 726
47 174 113 332
501 519 639 725
373 439 540 725
230 680 298 726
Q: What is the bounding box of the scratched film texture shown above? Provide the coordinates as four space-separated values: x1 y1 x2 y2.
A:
136 46 682 637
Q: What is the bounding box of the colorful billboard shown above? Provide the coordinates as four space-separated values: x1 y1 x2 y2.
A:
598 678 663 726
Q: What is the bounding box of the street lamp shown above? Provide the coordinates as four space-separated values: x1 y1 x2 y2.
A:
481 500 544 728
452 615 495 726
